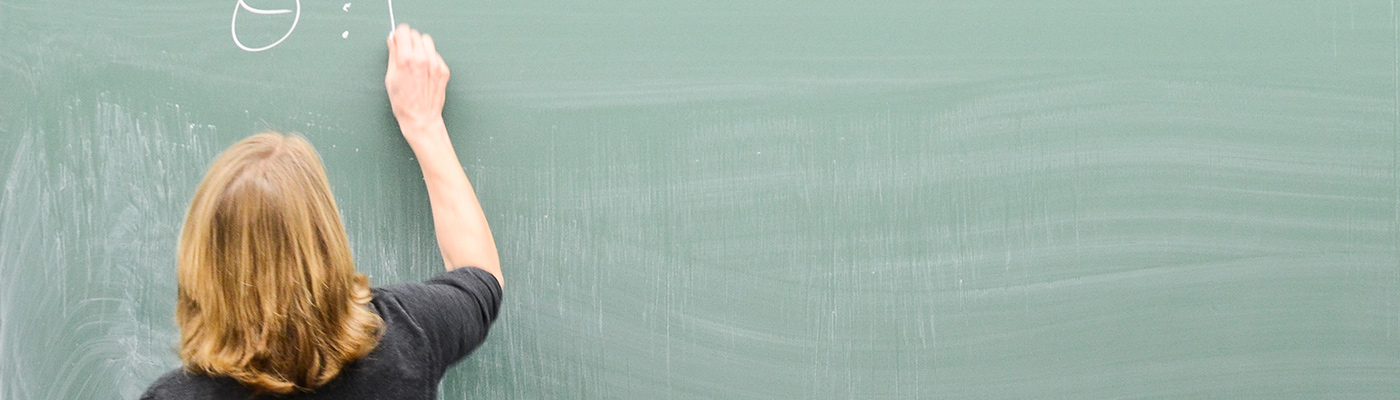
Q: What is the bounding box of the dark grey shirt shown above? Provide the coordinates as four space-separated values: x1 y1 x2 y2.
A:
141 267 502 400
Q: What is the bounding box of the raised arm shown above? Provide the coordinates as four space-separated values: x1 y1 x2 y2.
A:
385 24 502 287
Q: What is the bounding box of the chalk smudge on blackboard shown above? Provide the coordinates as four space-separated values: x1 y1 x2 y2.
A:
0 96 216 399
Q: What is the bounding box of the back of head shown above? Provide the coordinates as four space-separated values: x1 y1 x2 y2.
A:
176 132 382 395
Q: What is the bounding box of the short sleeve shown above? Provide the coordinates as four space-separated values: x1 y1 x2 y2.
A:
380 267 503 372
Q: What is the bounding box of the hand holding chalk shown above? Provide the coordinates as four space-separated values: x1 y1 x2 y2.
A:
385 24 450 144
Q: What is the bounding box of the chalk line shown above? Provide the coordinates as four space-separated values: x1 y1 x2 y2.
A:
388 0 397 32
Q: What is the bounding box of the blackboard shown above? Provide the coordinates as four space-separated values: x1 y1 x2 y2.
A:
3 0 1399 398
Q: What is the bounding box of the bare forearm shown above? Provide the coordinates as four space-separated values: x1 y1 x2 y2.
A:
384 25 500 285
405 121 502 286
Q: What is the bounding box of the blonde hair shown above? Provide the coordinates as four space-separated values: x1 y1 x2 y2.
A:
176 132 382 395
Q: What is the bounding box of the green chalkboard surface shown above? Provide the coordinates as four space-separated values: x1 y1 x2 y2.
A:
3 0 1399 398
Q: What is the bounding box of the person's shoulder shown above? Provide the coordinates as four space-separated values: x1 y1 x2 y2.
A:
368 266 503 335
416 267 502 310
374 267 501 299
140 368 193 400
140 368 235 400
432 266 502 295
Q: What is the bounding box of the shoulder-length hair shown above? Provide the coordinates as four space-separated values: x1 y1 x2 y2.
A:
176 132 382 395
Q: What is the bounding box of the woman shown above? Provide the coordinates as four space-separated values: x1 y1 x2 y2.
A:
141 25 504 399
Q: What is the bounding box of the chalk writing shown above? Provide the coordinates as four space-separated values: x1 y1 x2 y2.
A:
387 0 396 31
230 0 300 52
232 0 397 52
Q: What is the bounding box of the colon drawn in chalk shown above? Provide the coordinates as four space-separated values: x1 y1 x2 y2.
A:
232 0 397 52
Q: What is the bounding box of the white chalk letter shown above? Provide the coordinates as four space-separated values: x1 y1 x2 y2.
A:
231 0 302 52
